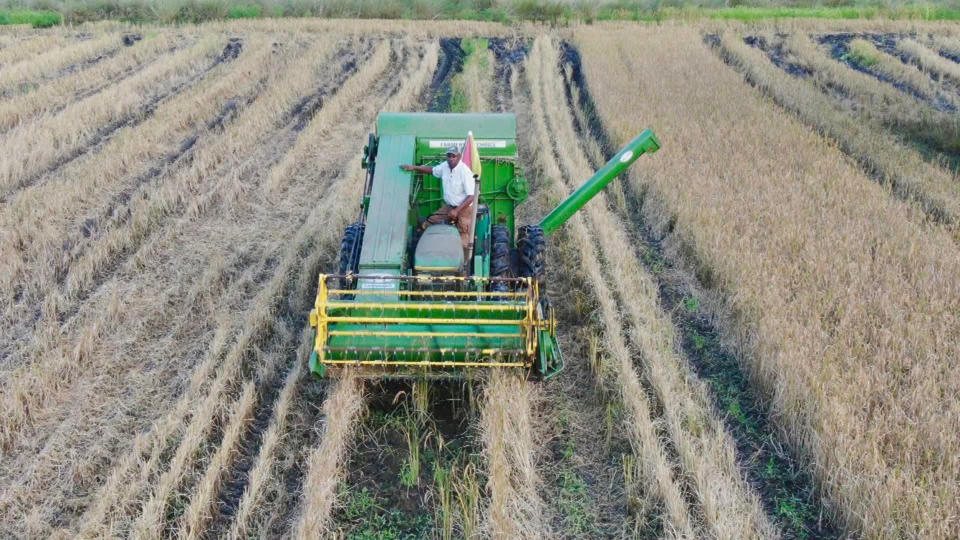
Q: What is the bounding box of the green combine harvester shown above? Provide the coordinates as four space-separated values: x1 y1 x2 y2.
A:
308 113 658 380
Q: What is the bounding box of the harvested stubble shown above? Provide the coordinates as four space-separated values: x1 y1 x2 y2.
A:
0 34 351 534
930 34 960 58
128 36 371 538
719 32 960 231
524 35 696 540
0 32 179 132
847 37 950 105
480 369 546 539
536 35 775 540
0 34 281 451
0 32 119 96
897 37 960 84
292 372 364 539
0 35 225 196
0 32 74 68
577 24 960 538
79 34 427 538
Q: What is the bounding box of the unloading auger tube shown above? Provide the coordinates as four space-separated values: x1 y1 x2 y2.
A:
307 112 659 381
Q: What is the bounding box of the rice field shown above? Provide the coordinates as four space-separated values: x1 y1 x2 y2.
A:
1 18 958 539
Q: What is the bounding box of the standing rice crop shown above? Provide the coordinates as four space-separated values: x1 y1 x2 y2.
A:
576 24 960 538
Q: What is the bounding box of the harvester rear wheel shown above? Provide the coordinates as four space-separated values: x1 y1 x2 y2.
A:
490 225 511 292
338 222 364 291
517 224 546 284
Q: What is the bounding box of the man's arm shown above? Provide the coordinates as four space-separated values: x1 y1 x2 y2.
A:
449 169 476 219
400 164 433 173
449 194 475 219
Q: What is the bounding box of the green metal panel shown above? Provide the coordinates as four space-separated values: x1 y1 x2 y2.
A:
378 112 516 139
358 134 416 273
415 138 516 158
473 209 491 278
411 161 527 249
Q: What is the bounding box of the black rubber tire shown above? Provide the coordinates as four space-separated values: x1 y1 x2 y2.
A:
338 222 364 290
516 224 546 283
490 225 511 292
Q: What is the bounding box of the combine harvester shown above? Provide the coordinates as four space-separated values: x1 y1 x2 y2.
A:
308 113 658 379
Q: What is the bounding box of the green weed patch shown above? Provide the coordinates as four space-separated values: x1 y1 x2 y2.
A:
0 10 61 28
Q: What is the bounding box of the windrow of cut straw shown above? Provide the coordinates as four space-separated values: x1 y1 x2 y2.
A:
0 32 182 132
720 32 960 231
128 37 391 539
480 369 546 539
897 37 960 84
0 35 283 453
0 35 223 196
535 35 774 540
576 24 960 538
1 34 347 535
284 39 441 539
0 32 76 68
0 32 120 96
524 35 697 539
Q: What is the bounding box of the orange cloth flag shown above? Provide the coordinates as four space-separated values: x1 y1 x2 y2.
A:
462 131 481 178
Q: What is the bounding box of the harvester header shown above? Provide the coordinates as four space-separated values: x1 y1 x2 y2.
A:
308 113 659 380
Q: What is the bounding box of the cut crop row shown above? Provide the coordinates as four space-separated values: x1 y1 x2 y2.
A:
0 31 183 132
0 35 286 453
0 35 225 197
578 25 960 538
722 32 960 236
0 32 122 97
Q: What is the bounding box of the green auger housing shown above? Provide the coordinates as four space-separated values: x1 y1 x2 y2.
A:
308 112 659 380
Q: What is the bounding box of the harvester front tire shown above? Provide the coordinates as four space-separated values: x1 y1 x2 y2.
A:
490 225 511 292
517 225 546 283
338 222 364 291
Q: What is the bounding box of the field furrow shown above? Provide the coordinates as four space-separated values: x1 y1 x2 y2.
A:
579 24 960 538
538 35 778 539
0 32 184 132
718 32 960 234
0 32 121 97
224 353 305 539
524 35 697 539
0 33 75 68
0 35 225 197
0 35 289 451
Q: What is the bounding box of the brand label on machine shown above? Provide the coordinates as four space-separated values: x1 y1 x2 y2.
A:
359 275 394 290
429 139 507 149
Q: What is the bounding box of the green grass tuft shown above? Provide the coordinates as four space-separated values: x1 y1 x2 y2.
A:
0 9 62 27
227 4 261 18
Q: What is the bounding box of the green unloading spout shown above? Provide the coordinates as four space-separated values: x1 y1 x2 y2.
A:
538 129 659 236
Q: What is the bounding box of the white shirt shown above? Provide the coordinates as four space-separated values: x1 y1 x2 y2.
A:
432 161 475 207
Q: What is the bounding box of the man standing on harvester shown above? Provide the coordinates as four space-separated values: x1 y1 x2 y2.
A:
400 144 476 259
